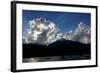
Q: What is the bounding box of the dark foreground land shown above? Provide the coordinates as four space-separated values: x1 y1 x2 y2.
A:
23 39 91 62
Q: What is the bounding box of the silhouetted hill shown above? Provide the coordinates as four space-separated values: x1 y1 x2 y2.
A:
23 39 90 58
48 39 89 48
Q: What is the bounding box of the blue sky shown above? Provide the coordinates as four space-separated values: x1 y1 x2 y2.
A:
22 10 91 36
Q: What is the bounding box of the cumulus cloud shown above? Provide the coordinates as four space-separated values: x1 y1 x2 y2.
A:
23 18 91 45
23 17 59 45
63 22 91 44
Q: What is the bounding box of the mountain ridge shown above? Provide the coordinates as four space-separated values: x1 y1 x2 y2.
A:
23 39 91 58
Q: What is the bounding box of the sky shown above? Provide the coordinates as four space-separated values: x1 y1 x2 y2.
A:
22 10 91 36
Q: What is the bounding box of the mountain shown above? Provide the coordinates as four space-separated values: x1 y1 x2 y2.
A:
48 39 87 47
23 39 90 59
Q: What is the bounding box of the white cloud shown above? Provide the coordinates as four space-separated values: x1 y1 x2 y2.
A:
23 18 91 45
23 17 59 45
63 22 91 44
